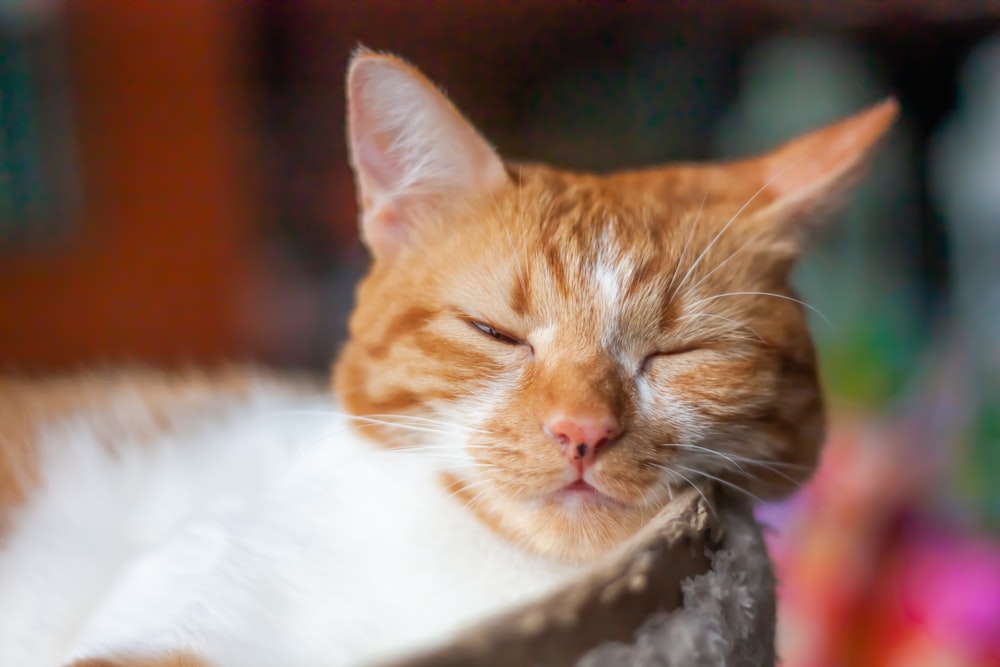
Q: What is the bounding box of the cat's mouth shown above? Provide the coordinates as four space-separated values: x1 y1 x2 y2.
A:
548 478 621 507
563 479 596 493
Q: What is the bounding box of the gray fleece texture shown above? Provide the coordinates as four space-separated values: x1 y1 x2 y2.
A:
577 504 776 667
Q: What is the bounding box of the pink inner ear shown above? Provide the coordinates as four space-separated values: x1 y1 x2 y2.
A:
354 129 405 200
345 54 510 261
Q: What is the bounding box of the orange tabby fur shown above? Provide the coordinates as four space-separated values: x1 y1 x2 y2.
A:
0 51 896 665
336 51 896 561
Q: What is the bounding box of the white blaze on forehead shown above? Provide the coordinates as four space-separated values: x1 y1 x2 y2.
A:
593 261 623 306
591 220 634 348
591 221 626 303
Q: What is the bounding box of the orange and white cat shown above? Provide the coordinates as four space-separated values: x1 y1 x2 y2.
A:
0 51 896 667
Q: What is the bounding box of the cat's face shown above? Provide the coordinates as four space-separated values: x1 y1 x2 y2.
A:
334 51 896 562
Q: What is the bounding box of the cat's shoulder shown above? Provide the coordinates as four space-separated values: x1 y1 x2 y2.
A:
0 365 321 412
0 366 323 528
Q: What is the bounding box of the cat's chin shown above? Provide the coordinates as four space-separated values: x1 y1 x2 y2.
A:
477 483 663 563
521 500 653 563
440 471 644 562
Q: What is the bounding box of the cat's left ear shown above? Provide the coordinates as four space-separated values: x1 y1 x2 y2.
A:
346 51 509 262
747 98 898 244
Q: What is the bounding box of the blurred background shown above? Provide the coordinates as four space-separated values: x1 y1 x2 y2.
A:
1 1 998 664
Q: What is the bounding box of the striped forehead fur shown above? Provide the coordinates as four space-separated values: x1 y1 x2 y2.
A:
335 162 828 561
337 55 894 560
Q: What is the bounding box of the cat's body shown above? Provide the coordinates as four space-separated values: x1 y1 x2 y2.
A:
0 52 896 666
0 372 578 667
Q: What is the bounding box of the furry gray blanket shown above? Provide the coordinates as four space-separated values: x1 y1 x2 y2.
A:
578 503 776 667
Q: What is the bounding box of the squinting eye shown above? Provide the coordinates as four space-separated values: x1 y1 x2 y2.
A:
471 321 521 346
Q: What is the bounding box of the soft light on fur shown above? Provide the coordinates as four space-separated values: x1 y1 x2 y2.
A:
0 52 896 666
336 52 896 561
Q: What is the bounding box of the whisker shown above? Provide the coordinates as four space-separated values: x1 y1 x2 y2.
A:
280 427 473 469
444 477 494 495
718 455 811 489
249 408 348 421
719 454 814 472
393 454 500 470
670 159 801 300
362 413 491 434
387 444 492 453
383 452 495 464
658 442 750 474
444 479 495 509
689 291 834 331
364 444 497 460
724 455 812 473
252 408 485 436
658 465 711 510
673 464 766 505
662 441 814 491
670 312 765 342
665 191 707 297
687 231 766 297
346 417 468 438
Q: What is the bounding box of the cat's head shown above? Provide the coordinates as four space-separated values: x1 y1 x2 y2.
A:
334 51 896 562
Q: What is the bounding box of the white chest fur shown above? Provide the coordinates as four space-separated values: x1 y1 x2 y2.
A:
0 385 578 667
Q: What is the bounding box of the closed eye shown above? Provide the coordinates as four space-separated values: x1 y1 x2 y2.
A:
470 321 522 346
641 345 703 372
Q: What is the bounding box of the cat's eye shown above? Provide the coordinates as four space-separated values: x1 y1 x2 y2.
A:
641 345 702 372
470 321 521 346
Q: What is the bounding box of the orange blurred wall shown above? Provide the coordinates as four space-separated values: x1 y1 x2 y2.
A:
0 0 257 371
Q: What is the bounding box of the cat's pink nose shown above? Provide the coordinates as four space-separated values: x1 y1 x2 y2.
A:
545 413 621 469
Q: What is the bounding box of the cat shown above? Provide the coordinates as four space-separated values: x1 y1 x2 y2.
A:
0 50 896 667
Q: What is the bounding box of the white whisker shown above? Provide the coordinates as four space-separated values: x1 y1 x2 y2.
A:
658 465 711 510
670 160 800 300
686 231 762 296
362 413 492 434
721 454 810 488
671 312 765 342
673 464 765 505
665 191 707 298
658 442 749 473
688 291 834 331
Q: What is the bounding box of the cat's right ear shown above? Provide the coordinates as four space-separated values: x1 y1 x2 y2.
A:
346 51 509 262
